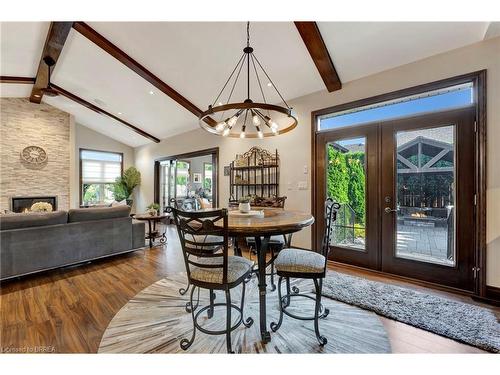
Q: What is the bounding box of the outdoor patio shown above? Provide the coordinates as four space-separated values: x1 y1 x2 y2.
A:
396 224 453 266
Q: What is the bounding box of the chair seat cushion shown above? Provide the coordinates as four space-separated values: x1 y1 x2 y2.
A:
190 256 254 284
274 248 325 274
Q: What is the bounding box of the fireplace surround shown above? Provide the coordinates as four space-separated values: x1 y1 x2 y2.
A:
11 196 57 213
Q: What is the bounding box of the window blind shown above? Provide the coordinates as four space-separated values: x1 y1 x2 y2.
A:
81 150 122 184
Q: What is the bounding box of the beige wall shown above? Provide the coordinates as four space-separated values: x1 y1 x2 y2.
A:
134 37 500 287
0 98 70 211
71 123 135 208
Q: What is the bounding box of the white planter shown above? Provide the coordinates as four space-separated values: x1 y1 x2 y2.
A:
239 202 251 213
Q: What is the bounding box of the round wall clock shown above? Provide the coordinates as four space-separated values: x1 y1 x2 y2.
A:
20 146 48 165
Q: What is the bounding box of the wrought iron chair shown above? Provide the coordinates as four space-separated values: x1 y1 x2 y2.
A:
171 208 254 353
244 196 289 290
270 198 340 345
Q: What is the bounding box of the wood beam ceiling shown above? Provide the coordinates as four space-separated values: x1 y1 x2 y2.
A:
51 84 161 143
72 22 217 127
1 76 35 84
294 22 342 92
1 75 160 143
30 22 74 103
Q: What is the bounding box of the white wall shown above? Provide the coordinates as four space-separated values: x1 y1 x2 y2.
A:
134 37 500 287
70 123 135 209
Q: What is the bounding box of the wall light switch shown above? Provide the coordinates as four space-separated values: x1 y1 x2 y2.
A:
303 165 308 174
297 181 308 190
287 182 293 191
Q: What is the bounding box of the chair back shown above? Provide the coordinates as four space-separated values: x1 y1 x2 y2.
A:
252 196 287 208
321 198 341 258
171 208 229 284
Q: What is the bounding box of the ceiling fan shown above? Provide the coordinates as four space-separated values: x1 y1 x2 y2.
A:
41 56 59 97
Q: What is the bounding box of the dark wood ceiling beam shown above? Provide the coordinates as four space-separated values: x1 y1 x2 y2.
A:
1 76 35 84
30 22 74 103
294 22 341 92
72 21 217 127
51 84 161 143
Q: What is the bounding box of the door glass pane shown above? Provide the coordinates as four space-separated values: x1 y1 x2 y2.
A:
327 138 366 251
395 125 456 266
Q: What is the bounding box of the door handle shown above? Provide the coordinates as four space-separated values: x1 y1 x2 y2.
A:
384 207 397 214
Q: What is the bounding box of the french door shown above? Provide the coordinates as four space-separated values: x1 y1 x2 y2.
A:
315 107 477 291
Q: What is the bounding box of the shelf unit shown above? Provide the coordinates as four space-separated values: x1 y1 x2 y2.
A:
229 147 279 202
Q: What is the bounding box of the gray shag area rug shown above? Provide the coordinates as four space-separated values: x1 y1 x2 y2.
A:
322 271 500 352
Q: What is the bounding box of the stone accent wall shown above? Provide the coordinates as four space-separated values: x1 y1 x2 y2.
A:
1 98 70 211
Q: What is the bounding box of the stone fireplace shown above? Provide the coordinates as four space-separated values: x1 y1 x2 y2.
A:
0 98 70 211
11 196 57 213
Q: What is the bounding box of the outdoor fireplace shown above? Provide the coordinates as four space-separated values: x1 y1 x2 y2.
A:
11 196 57 213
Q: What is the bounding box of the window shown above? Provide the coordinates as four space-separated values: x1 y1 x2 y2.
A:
318 83 473 131
203 162 213 197
80 149 123 205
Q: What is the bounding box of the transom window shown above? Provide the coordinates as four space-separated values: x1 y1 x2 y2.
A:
318 83 473 131
80 149 123 206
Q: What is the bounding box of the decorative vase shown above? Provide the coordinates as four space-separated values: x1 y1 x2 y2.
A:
239 202 251 213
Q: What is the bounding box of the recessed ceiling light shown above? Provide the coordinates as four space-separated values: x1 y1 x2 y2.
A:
118 112 122 115
149 90 154 95
34 94 41 98
267 82 273 87
218 102 223 106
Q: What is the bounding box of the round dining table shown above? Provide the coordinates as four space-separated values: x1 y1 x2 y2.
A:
227 208 314 342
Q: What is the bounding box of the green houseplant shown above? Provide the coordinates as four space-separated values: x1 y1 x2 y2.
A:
147 202 160 216
111 166 141 206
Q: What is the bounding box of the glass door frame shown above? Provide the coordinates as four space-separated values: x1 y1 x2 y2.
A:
380 107 476 291
311 71 486 296
315 124 380 270
154 147 219 210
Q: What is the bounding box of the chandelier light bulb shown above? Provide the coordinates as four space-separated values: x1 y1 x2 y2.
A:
256 126 264 139
252 113 261 126
240 131 246 139
270 120 278 131
215 121 226 132
228 114 239 127
222 127 231 137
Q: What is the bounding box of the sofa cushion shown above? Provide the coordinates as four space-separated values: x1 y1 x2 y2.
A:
68 206 131 223
0 211 68 230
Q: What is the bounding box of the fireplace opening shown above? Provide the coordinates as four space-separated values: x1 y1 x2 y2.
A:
11 196 57 213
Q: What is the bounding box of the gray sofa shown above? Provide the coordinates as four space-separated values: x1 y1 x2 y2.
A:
0 206 145 281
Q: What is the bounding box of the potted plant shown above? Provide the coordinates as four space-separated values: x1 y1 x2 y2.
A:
110 166 141 207
147 203 160 216
238 196 251 213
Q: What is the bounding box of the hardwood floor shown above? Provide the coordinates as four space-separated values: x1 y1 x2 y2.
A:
0 225 496 353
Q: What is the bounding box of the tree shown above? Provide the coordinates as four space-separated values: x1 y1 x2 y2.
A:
327 146 348 204
346 154 366 224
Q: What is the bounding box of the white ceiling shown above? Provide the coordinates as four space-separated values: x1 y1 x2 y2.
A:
0 21 495 147
317 22 490 82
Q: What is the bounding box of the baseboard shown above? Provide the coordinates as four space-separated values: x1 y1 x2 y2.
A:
477 286 500 306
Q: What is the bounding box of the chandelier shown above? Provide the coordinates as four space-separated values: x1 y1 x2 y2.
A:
199 22 297 138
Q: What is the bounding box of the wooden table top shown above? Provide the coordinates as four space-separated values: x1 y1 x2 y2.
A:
227 208 314 236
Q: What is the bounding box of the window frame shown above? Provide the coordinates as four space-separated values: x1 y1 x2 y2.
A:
79 148 124 207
